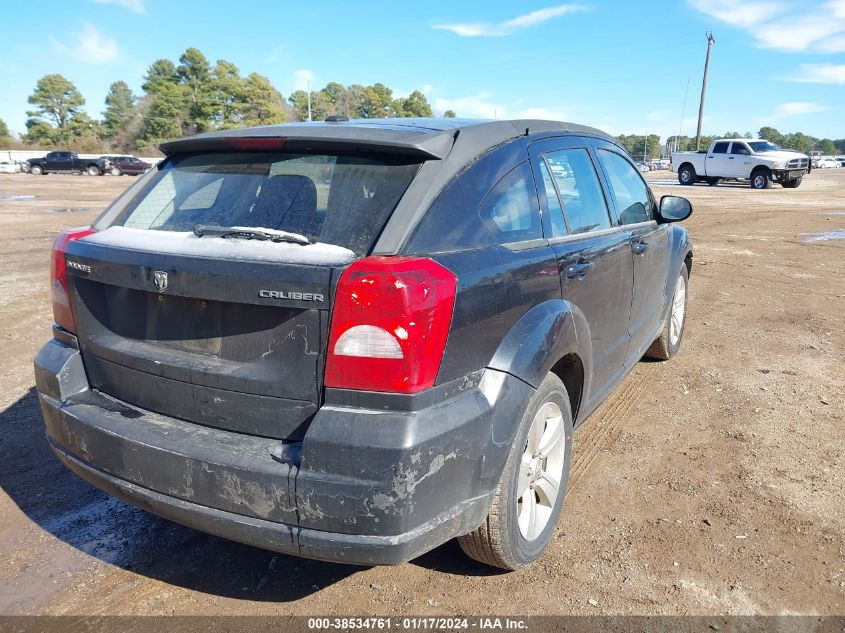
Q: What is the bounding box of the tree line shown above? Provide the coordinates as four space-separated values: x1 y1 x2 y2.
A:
0 50 841 157
0 47 443 154
615 129 845 162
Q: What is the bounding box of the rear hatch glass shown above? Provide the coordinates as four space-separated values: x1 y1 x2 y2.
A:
98 151 421 256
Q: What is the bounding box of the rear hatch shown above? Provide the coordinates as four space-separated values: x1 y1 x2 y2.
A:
64 149 423 440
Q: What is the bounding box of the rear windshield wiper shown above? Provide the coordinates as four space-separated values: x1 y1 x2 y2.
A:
192 224 312 245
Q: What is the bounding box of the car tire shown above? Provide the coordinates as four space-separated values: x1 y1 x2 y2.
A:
87 165 101 176
678 165 695 185
750 167 772 189
645 265 689 361
30 165 43 175
110 167 122 176
457 373 573 570
706 177 720 186
782 177 802 189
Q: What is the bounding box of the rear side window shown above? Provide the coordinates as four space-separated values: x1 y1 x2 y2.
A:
545 149 611 234
538 160 567 238
712 142 729 154
478 162 542 243
110 152 421 256
596 149 653 225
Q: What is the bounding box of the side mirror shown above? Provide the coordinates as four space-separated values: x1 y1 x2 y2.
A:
658 196 693 223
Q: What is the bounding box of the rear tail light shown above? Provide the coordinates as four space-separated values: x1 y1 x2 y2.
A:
325 257 457 394
51 226 94 333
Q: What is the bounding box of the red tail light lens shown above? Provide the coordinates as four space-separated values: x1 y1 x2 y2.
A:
51 227 94 333
325 257 457 394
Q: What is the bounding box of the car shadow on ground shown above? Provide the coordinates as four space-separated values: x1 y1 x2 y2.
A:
0 388 498 602
0 388 360 602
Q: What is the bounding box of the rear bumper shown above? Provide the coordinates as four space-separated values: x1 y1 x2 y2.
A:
34 335 533 565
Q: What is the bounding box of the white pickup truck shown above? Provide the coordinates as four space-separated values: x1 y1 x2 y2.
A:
671 139 810 189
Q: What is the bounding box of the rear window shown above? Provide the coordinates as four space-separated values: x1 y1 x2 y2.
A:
104 152 422 256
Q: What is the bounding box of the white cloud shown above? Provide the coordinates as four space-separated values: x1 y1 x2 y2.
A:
292 69 314 91
761 102 829 123
434 4 587 37
787 63 845 84
92 0 145 14
686 0 786 28
520 107 570 121
51 23 119 64
687 0 845 53
434 91 504 118
432 92 575 121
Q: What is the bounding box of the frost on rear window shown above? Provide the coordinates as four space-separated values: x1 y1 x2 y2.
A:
109 152 421 256
82 226 356 266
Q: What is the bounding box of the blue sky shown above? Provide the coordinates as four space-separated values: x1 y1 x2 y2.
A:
1 0 843 140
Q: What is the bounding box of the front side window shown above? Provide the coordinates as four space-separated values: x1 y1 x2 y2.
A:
478 162 542 243
730 143 750 155
596 149 653 225
106 152 421 256
545 148 611 234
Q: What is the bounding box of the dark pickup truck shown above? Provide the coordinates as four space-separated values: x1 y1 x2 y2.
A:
34 118 693 570
28 151 112 176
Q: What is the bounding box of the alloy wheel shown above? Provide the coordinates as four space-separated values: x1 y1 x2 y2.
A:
516 402 566 541
669 273 687 346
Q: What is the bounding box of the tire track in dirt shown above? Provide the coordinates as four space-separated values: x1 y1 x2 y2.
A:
566 256 740 495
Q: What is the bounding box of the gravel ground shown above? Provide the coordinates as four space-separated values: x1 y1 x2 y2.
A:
0 169 842 617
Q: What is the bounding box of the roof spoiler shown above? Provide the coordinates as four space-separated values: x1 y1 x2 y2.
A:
160 125 456 160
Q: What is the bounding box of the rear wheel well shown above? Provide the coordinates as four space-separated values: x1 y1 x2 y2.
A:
549 353 583 421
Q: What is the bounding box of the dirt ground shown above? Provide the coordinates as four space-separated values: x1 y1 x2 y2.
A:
0 169 842 617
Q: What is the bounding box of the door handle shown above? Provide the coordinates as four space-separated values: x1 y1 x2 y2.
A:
565 261 593 279
728 156 735 160
632 240 649 255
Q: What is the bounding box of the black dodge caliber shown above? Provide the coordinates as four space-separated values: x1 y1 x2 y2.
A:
34 118 693 569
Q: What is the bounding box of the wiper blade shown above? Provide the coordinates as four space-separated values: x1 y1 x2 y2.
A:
192 224 312 245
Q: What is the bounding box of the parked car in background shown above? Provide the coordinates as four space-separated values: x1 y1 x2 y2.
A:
34 118 694 570
816 158 841 169
102 155 153 176
27 151 112 176
671 139 809 189
0 160 21 174
835 157 845 167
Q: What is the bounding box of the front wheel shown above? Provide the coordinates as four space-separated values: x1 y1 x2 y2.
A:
458 373 572 570
30 165 43 175
646 266 689 360
782 176 802 189
750 167 772 189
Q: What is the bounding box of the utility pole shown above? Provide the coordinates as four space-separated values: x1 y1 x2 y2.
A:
695 32 715 150
307 79 312 122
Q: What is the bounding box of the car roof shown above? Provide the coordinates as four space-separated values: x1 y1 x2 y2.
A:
160 117 616 161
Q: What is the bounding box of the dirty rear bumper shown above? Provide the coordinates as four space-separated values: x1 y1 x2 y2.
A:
34 334 533 565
